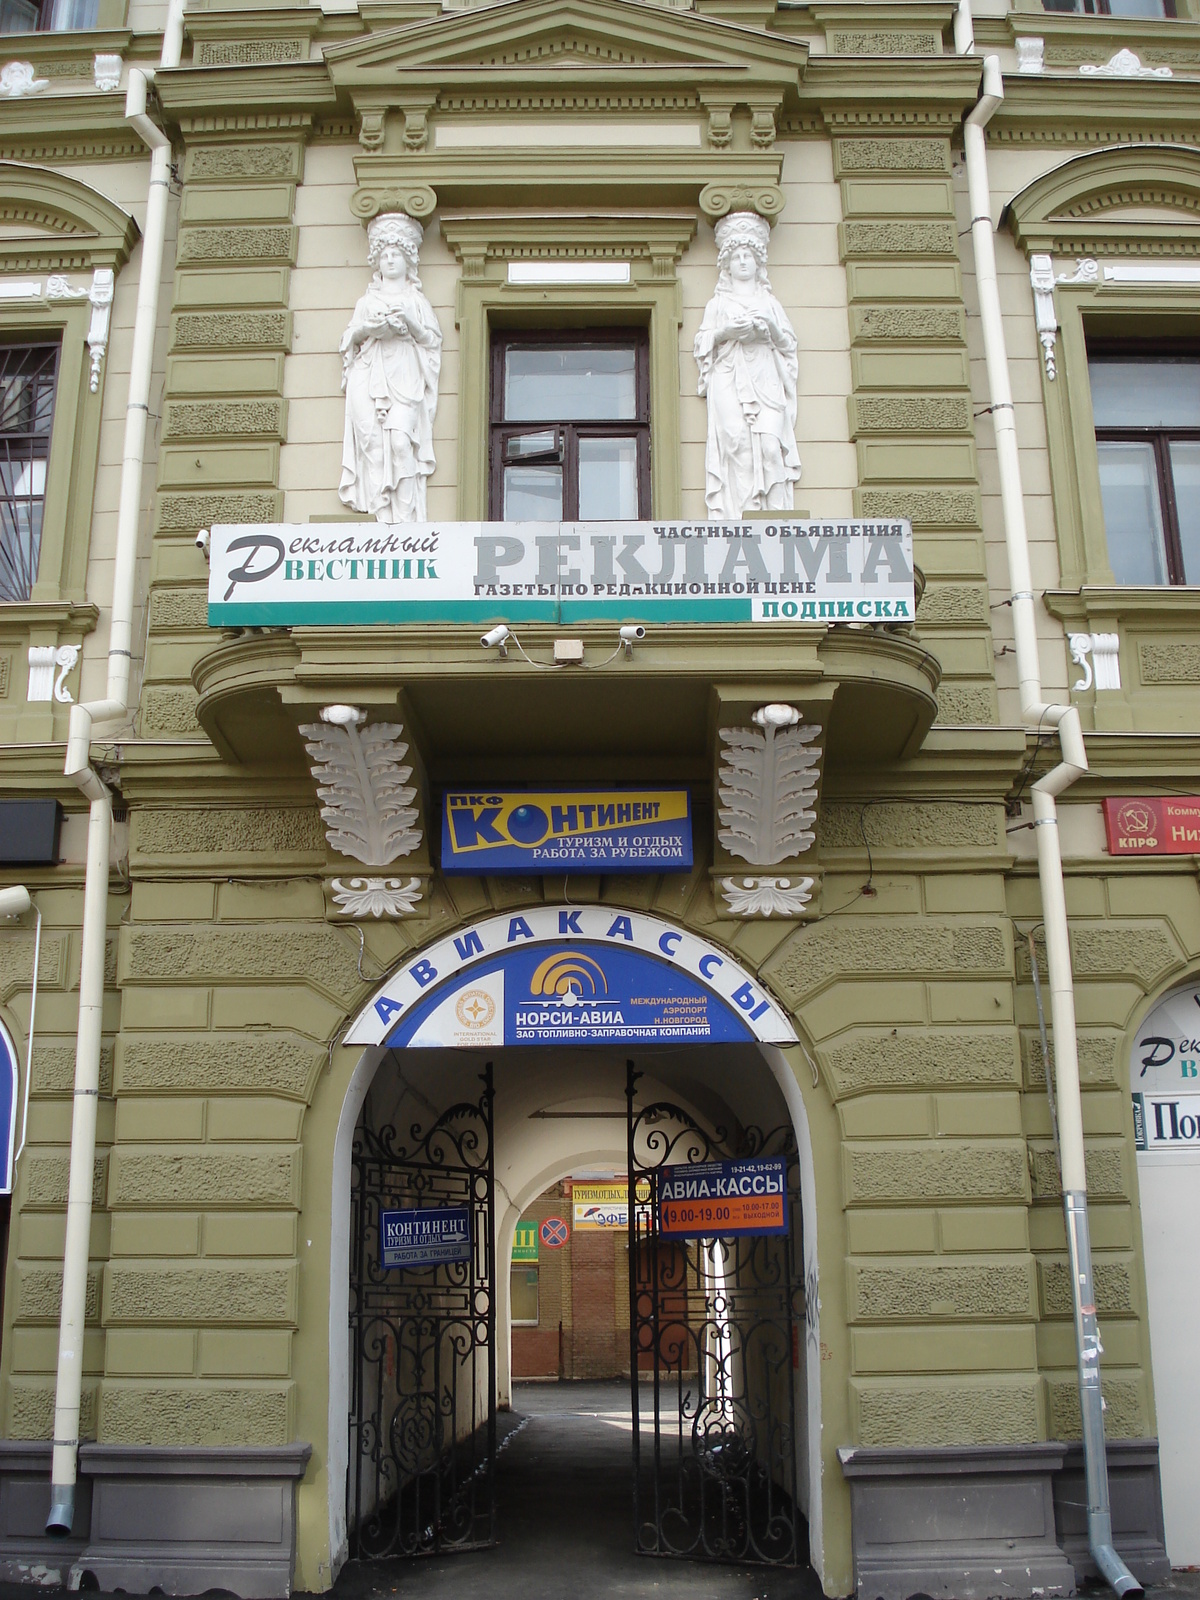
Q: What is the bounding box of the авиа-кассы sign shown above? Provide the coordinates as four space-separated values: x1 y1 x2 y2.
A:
206 519 914 626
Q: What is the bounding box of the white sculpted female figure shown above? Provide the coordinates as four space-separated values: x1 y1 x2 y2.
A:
694 211 801 519
339 212 443 523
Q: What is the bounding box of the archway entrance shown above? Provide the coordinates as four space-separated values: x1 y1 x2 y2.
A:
329 908 822 1584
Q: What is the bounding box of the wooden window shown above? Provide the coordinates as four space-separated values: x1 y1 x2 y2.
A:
510 1266 539 1325
0 0 99 28
1041 0 1176 15
0 342 58 605
489 329 650 521
1088 351 1200 586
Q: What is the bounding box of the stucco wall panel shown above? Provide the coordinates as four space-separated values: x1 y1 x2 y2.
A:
99 1383 293 1446
104 1265 298 1326
852 1378 1042 1446
843 1141 1030 1205
107 1150 301 1210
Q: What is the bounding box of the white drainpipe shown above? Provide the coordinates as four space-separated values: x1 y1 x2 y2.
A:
47 0 185 1535
960 37 1142 1600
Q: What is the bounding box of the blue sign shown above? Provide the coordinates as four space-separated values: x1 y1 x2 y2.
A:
441 789 692 875
380 1206 472 1269
386 939 761 1050
0 1020 17 1196
658 1158 789 1239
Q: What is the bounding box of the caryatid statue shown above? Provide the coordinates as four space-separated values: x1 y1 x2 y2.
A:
694 211 801 520
339 212 443 523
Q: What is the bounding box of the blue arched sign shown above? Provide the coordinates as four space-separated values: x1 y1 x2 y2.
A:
344 907 796 1050
0 1020 18 1195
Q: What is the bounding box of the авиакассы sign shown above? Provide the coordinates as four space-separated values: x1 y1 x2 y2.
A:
206 519 915 626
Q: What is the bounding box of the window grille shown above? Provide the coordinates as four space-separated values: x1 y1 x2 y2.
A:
0 343 58 604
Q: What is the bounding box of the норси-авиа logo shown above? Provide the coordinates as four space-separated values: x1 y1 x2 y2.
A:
528 950 608 1006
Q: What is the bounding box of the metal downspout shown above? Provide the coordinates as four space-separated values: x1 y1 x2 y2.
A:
958 37 1143 1600
46 3 184 1535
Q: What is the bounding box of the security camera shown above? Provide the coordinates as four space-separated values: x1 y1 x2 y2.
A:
195 529 210 559
619 623 646 656
480 624 510 657
0 886 32 919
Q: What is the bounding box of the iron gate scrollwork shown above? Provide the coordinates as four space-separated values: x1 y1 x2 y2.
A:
349 1063 496 1558
626 1062 806 1567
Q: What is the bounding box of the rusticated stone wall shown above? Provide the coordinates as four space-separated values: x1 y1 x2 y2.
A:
832 131 998 727
139 119 306 741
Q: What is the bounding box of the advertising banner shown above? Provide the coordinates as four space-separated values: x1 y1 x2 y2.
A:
1104 796 1200 856
442 789 692 874
344 906 797 1050
206 519 915 627
512 1220 538 1262
380 1206 472 1269
571 1180 641 1230
658 1157 789 1239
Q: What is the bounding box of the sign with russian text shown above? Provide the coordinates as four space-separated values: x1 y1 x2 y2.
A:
1104 796 1200 856
442 789 691 874
344 907 797 1049
380 1206 471 1269
572 1180 633 1230
658 1157 789 1239
206 519 915 626
512 1220 538 1262
1134 1092 1200 1152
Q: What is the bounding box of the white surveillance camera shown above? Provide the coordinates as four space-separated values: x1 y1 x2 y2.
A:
480 624 510 656
0 885 32 919
195 529 210 559
619 623 646 656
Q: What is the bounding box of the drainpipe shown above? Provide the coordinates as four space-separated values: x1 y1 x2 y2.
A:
47 3 184 1536
960 45 1142 1600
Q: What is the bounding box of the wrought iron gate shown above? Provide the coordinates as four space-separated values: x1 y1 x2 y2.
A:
348 1063 496 1558
626 1062 806 1567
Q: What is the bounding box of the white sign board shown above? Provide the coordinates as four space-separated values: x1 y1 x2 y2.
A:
206 519 915 627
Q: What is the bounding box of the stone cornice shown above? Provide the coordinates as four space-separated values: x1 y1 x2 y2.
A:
798 53 982 129
0 94 146 162
989 73 1200 144
154 61 337 120
351 150 785 221
439 209 698 273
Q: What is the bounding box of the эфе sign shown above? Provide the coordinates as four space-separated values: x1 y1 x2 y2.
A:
442 789 691 874
206 519 915 626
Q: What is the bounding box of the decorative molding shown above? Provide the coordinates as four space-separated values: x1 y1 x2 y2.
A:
349 183 437 222
1058 257 1098 286
720 876 814 917
842 219 957 257
718 704 821 866
698 180 785 223
176 226 296 264
852 305 964 342
330 876 422 917
156 491 280 531
851 394 972 433
164 399 287 440
828 30 940 54
0 654 9 696
858 488 980 528
171 310 290 350
439 211 697 278
193 38 305 66
85 265 113 391
834 136 949 173
1008 147 1200 260
187 145 298 181
1017 36 1044 75
300 706 421 867
1138 641 1200 684
0 161 139 272
0 62 48 98
26 644 78 703
1069 630 1121 691
92 53 121 91
1079 48 1171 79
1103 261 1200 285
1029 252 1058 379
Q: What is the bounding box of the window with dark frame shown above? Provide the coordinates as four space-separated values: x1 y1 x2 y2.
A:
0 0 98 31
489 329 651 522
1088 350 1200 587
0 343 58 605
1041 0 1175 16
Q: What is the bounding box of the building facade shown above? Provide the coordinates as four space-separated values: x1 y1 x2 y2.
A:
0 0 1199 1590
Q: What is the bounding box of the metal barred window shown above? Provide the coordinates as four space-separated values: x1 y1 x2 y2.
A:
0 343 58 605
